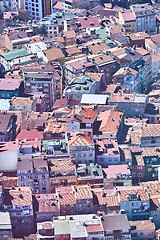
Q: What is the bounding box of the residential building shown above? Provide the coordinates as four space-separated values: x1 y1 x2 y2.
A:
48 158 76 193
129 219 156 240
95 109 124 141
118 186 150 221
23 62 58 111
0 141 19 171
63 30 76 46
96 139 121 166
37 221 54 239
0 32 30 51
17 155 49 194
64 74 102 101
141 124 160 147
3 187 34 237
112 67 139 93
0 111 17 142
109 92 148 117
75 185 93 214
145 34 160 54
68 132 95 165
0 49 37 72
130 146 145 184
102 213 131 240
119 9 136 33
10 96 37 112
130 3 156 35
66 107 96 135
34 194 60 222
76 163 103 188
24 0 52 21
0 212 12 239
103 165 132 189
0 78 23 99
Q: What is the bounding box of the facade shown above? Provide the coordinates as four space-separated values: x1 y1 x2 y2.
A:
103 165 132 189
68 133 95 165
17 155 49 194
145 34 160 54
118 186 150 221
129 219 156 240
23 62 56 111
119 9 136 34
0 212 12 239
0 49 37 72
0 111 17 142
24 0 52 21
131 4 156 35
0 78 23 99
3 187 34 237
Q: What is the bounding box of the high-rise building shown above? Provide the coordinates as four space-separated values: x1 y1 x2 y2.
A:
24 0 52 21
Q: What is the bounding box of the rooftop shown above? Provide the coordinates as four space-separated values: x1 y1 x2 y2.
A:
103 165 131 179
1 48 29 61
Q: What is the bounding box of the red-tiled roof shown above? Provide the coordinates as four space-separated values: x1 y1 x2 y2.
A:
16 129 43 141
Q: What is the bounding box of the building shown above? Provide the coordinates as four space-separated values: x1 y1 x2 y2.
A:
141 124 160 147
102 213 131 240
109 92 148 118
3 187 34 237
103 165 132 189
24 0 52 21
130 4 156 35
76 163 103 188
119 9 136 33
0 111 17 142
68 132 95 165
145 34 160 54
48 158 76 193
129 219 156 240
0 48 37 72
0 212 12 239
118 186 150 221
66 107 96 135
34 194 60 222
0 141 19 171
0 32 30 51
64 74 102 101
96 139 121 166
112 67 139 93
95 109 124 141
0 78 23 99
10 96 37 112
17 155 49 194
23 62 58 111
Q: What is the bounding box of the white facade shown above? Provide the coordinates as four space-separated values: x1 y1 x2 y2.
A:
69 145 95 165
24 0 43 21
0 148 19 171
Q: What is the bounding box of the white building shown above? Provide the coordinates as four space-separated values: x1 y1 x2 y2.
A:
0 142 19 171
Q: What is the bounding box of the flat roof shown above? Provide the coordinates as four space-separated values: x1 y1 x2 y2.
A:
81 94 108 104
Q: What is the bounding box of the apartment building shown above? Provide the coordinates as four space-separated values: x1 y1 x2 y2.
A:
24 0 52 21
23 62 56 111
118 186 150 221
17 155 49 194
119 9 136 33
3 187 34 237
131 4 156 35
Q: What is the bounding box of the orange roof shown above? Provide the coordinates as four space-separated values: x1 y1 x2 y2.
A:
44 119 66 134
129 220 155 231
69 133 94 146
49 158 76 173
44 47 64 61
98 109 123 136
54 1 62 10
59 192 76 205
118 186 149 202
75 185 92 200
